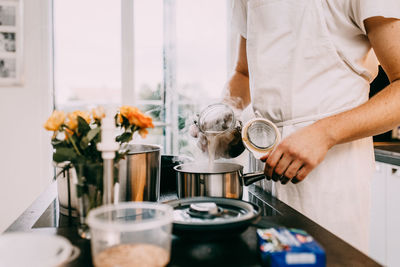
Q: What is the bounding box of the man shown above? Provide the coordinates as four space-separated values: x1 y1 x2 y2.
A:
225 0 400 253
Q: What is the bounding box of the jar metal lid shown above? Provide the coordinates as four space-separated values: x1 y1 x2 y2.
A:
242 118 281 159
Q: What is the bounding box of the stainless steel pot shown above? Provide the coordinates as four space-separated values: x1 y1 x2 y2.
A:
118 144 161 202
174 162 265 199
57 144 161 217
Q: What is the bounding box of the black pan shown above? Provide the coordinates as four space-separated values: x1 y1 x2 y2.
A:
165 197 261 239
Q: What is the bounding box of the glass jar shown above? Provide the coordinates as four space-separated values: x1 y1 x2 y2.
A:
75 162 118 239
195 103 245 159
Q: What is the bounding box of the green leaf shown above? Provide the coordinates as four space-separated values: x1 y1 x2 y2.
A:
114 114 119 127
53 147 77 163
87 127 101 142
116 132 132 143
121 115 130 128
51 139 64 146
92 132 101 144
51 139 70 149
66 133 83 156
80 136 89 149
77 116 90 135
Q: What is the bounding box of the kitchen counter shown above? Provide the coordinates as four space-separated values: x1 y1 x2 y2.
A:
374 142 400 166
6 182 381 266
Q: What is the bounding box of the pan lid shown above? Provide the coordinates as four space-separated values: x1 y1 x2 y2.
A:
165 197 261 234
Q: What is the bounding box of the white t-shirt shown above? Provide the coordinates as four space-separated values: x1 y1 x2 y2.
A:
231 0 400 82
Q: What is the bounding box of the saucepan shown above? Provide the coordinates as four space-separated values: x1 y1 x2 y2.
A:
174 162 266 199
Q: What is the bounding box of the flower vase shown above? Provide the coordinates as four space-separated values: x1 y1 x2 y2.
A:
45 105 155 239
55 162 79 218
75 162 105 239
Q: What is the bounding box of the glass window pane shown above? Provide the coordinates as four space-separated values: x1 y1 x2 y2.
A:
176 0 228 104
133 0 163 103
54 0 121 111
132 0 229 155
132 0 164 149
175 0 228 155
53 0 230 156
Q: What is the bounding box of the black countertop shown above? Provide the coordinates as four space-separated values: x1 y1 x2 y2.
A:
6 181 381 267
374 143 400 166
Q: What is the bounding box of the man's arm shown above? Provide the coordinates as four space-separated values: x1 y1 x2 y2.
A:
223 36 251 110
324 17 400 144
262 17 400 184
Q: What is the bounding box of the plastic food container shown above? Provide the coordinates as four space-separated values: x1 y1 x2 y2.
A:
87 202 174 267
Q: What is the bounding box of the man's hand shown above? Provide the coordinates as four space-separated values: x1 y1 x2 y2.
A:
260 122 334 184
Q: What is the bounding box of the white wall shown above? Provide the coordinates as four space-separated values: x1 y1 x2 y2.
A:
0 0 53 232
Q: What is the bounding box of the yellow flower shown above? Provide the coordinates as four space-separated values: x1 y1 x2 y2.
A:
43 110 66 131
66 110 91 131
119 105 154 129
92 106 105 121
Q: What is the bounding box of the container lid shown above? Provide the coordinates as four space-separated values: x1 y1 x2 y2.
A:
165 197 261 235
87 202 173 232
242 118 281 159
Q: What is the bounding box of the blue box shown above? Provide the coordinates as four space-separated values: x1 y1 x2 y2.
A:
257 227 326 267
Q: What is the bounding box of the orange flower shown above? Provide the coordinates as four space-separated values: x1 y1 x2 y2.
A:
44 110 66 131
66 110 91 131
118 105 134 125
119 106 154 129
139 128 149 138
131 111 154 129
92 106 105 121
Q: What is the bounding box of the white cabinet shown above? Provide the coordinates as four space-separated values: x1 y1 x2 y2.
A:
370 162 387 265
386 164 400 267
370 161 400 267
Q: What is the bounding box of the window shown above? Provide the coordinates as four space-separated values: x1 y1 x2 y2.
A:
53 0 122 111
53 0 233 155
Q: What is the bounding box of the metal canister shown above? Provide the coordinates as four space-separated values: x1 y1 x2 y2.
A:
118 144 161 202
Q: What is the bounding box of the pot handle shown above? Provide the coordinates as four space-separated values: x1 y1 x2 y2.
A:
242 171 266 186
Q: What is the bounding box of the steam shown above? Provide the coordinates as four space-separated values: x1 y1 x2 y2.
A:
170 155 192 164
